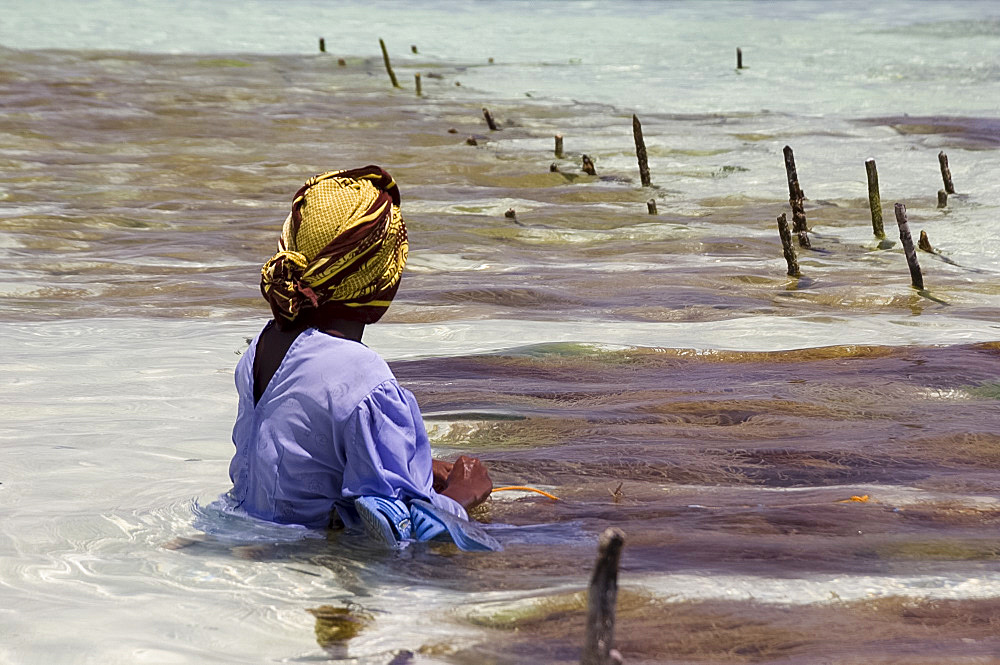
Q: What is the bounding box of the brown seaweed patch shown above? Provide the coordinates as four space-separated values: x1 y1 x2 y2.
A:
399 344 908 386
848 596 1000 635
726 448 911 486
467 172 579 189
897 501 1000 528
450 595 1000 664
485 456 749 487
434 287 580 309
908 432 1000 468
465 589 649 629
640 398 871 423
859 116 1000 148
465 592 809 663
873 539 1000 561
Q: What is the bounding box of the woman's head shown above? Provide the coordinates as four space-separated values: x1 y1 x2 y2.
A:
260 166 407 327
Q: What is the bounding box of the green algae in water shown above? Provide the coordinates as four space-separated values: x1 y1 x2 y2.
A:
966 381 1000 399
713 165 751 178
465 589 655 630
504 342 650 366
510 342 627 359
196 58 251 68
428 417 577 450
306 605 372 647
731 133 774 142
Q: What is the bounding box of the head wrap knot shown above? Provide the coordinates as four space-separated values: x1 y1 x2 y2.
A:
259 166 407 325
260 250 317 318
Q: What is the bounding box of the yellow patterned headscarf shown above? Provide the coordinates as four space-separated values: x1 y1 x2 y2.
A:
260 166 407 325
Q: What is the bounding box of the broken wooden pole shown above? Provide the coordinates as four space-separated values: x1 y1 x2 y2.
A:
783 145 810 249
482 107 499 131
581 528 625 665
647 198 657 215
864 158 885 240
632 114 651 187
938 151 955 195
894 203 924 290
319 38 326 53
379 38 401 88
414 73 422 96
918 229 934 253
555 134 564 158
737 47 743 69
777 213 800 277
582 154 596 176
937 189 948 209
550 163 559 173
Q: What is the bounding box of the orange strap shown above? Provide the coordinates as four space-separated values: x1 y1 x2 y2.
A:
491 485 560 501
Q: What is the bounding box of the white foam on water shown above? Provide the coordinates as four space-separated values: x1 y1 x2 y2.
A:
638 571 1000 605
366 314 1000 360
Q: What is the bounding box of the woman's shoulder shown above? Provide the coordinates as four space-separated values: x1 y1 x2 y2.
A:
294 328 395 383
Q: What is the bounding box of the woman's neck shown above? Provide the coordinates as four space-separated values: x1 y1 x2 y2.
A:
317 317 365 342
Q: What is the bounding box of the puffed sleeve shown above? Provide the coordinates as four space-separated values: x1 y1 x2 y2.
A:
342 380 467 520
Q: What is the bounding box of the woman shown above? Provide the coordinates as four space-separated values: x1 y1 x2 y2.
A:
226 166 495 549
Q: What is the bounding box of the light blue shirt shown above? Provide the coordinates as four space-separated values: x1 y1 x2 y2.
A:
228 326 466 529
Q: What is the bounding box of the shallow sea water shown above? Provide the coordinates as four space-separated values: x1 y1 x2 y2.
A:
3 2 1000 663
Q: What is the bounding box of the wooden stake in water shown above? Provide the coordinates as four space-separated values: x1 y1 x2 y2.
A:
864 158 885 240
737 47 743 69
581 528 625 665
938 189 948 208
647 198 657 215
482 107 499 131
938 151 955 195
319 38 326 53
555 134 564 158
632 114 652 187
414 73 422 97
918 229 934 253
783 145 811 249
379 38 401 88
894 203 924 290
776 213 800 277
338 58 346 67
582 154 597 176
411 45 418 54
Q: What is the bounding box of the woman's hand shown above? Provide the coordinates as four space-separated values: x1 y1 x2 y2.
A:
438 455 492 511
431 459 453 492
